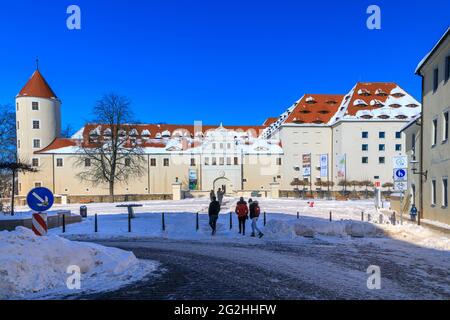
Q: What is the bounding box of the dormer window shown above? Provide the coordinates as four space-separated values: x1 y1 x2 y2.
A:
305 96 316 104
406 103 419 108
118 129 126 137
129 129 138 137
360 114 373 119
392 93 405 98
299 109 311 114
370 100 384 108
141 129 151 138
161 130 171 138
312 119 324 124
353 99 368 107
318 110 330 114
395 115 408 119
375 89 388 97
358 89 371 96
326 100 337 105
389 104 402 109
155 132 162 139
293 119 305 124
378 115 390 119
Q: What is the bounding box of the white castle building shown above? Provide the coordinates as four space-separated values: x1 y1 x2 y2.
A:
15 68 421 202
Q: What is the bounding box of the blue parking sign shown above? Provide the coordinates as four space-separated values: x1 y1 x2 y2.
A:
27 187 54 212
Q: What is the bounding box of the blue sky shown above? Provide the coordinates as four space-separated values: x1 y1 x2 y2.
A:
0 0 448 130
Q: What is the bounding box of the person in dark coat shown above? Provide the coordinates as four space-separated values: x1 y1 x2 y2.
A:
209 190 216 202
208 196 221 235
249 199 264 238
235 197 249 235
217 188 224 206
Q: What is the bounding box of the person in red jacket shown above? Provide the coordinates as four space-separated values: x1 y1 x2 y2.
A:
235 197 249 235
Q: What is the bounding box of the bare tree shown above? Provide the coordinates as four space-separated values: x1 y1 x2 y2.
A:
0 161 37 215
0 104 16 162
75 94 146 202
61 124 75 138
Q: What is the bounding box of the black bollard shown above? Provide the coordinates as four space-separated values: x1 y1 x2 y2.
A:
329 211 332 222
162 212 166 231
196 212 199 231
297 211 300 219
62 214 66 233
95 214 98 233
264 212 267 226
361 211 364 221
128 211 131 233
229 212 232 230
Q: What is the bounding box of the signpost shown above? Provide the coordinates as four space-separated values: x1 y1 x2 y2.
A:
393 157 408 225
26 187 54 236
302 154 312 197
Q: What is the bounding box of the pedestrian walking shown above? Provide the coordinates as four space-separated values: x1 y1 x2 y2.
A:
249 199 264 238
235 197 249 235
209 189 216 202
208 196 221 235
217 188 224 206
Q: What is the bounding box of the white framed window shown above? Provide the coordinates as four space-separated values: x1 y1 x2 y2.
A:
204 157 209 166
443 178 448 208
31 158 39 167
432 118 438 146
32 120 40 129
443 110 449 142
56 158 63 167
32 101 39 111
219 157 224 166
212 157 217 166
17 121 19 130
33 139 41 149
227 157 231 165
85 158 91 167
431 179 437 206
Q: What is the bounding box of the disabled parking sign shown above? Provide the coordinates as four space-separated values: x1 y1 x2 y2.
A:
27 187 54 212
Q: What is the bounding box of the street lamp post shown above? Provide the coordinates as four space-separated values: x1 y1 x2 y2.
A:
410 159 427 226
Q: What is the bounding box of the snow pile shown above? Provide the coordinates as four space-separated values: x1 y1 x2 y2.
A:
264 220 297 240
265 219 384 239
0 227 158 299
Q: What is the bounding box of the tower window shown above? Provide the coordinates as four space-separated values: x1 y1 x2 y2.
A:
17 121 19 130
150 158 156 167
32 120 40 129
163 158 169 166
33 139 41 149
16 103 19 111
56 158 64 167
32 102 39 111
85 158 91 167
124 158 131 166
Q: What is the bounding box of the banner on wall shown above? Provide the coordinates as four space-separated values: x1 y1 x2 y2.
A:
188 169 198 190
337 154 346 178
320 154 328 178
302 154 311 177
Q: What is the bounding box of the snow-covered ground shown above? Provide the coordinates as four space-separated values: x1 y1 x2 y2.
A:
0 227 159 300
41 197 450 251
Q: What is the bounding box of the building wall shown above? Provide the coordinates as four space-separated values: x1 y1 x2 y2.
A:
403 121 421 210
420 35 450 224
278 126 332 190
332 121 407 185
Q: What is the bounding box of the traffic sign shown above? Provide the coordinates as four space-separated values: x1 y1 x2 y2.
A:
393 156 408 169
394 168 407 181
27 187 54 212
394 182 408 191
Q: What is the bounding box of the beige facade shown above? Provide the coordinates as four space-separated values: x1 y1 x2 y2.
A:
416 28 450 224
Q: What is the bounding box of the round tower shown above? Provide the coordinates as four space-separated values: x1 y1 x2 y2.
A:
15 68 61 195
15 68 61 163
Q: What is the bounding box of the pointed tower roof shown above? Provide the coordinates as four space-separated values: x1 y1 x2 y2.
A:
17 70 58 99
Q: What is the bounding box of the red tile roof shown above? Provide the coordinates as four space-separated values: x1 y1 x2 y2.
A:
263 117 278 126
284 94 344 124
17 70 58 99
344 82 397 116
35 138 77 153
